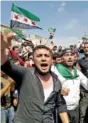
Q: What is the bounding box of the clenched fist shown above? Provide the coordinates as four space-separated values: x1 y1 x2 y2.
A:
61 88 70 96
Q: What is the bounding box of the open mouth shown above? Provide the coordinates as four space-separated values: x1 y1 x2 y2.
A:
40 63 49 70
68 60 73 63
41 63 48 67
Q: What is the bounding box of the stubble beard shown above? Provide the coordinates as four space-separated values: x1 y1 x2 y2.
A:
35 66 51 76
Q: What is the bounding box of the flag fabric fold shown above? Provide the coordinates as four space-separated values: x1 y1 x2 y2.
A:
11 4 42 29
48 28 56 33
11 28 31 41
11 28 26 39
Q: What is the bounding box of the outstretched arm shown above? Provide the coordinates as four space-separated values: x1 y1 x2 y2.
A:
1 32 27 87
1 32 14 65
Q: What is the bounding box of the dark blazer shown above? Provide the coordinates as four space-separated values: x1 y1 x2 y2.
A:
1 60 67 123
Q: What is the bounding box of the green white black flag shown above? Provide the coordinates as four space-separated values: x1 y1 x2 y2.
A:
11 4 42 29
48 28 56 39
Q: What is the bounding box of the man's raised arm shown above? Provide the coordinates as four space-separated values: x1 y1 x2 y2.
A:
1 32 26 86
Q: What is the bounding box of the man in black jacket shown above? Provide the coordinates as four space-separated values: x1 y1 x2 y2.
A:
1 32 69 123
78 42 88 123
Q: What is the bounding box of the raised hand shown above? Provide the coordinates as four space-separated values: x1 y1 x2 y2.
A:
0 32 14 65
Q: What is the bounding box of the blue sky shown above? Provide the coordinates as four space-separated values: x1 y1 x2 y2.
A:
1 1 88 46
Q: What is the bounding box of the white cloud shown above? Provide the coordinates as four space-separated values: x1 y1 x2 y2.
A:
57 2 67 12
64 19 79 30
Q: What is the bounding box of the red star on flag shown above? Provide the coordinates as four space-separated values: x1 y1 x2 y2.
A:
24 18 28 23
32 21 36 25
14 15 18 20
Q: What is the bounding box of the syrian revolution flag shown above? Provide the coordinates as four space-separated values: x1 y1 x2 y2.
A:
10 4 42 29
48 28 56 39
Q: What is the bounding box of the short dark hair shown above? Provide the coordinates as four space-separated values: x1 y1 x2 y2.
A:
84 42 88 45
62 48 75 56
12 46 19 50
21 41 34 50
53 52 62 60
33 45 53 57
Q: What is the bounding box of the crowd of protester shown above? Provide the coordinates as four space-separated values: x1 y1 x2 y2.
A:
1 32 88 123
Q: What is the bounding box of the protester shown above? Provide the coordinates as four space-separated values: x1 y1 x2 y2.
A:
1 32 69 123
9 46 25 66
52 48 88 123
13 89 19 111
12 46 19 55
74 52 81 70
0 71 15 123
78 42 88 123
57 46 63 53
79 42 88 77
21 41 34 55
53 52 62 65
